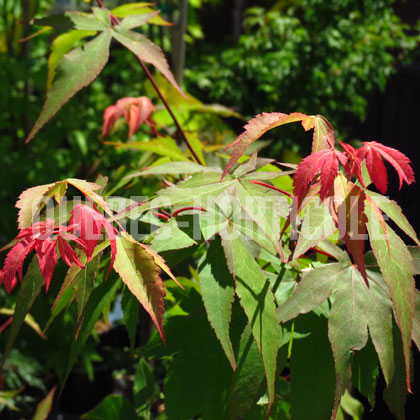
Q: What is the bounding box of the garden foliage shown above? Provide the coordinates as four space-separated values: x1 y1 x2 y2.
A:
1 2 420 420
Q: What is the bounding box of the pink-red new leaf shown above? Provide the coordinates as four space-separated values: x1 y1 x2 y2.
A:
102 96 155 138
294 148 345 205
357 141 415 194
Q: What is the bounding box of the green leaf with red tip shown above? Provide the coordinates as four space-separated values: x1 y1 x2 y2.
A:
198 237 236 369
113 234 167 343
221 233 280 412
366 190 420 246
366 209 415 392
26 30 112 143
111 28 184 97
111 3 172 26
222 112 335 179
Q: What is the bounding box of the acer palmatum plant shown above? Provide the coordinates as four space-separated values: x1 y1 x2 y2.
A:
1 2 419 420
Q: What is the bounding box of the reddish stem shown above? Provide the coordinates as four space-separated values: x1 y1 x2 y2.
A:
309 247 336 260
152 212 170 221
250 180 293 198
0 317 13 335
172 207 207 217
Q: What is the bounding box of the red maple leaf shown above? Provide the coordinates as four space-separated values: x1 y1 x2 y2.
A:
102 96 155 138
293 148 347 205
69 204 117 276
339 141 365 188
356 141 415 194
1 219 88 293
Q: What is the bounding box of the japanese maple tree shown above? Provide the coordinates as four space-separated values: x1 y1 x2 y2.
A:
1 2 419 420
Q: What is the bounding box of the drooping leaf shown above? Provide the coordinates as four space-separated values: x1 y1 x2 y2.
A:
111 28 183 96
352 338 379 407
225 324 265 420
333 175 368 283
366 209 415 391
81 395 138 420
1 257 44 368
26 30 112 143
63 276 120 387
277 263 347 323
357 141 415 194
113 234 166 342
293 197 336 259
69 204 116 276
133 357 156 409
365 190 420 246
198 237 236 369
328 266 369 418
383 321 408 420
290 313 335 420
222 233 280 411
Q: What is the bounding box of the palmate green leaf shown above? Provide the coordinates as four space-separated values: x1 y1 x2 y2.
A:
366 190 420 246
113 234 167 342
111 28 184 97
222 233 280 411
235 181 287 258
1 257 44 369
198 237 236 369
63 276 120 387
26 30 112 143
150 218 197 253
225 324 266 420
293 198 337 259
277 263 346 322
277 262 395 394
290 312 336 420
32 8 110 32
366 211 415 391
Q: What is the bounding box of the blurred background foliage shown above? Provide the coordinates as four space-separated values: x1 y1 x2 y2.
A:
1 0 419 417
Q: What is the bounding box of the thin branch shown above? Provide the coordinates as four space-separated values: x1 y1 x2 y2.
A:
172 206 207 217
250 180 293 198
96 0 202 165
136 58 203 165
